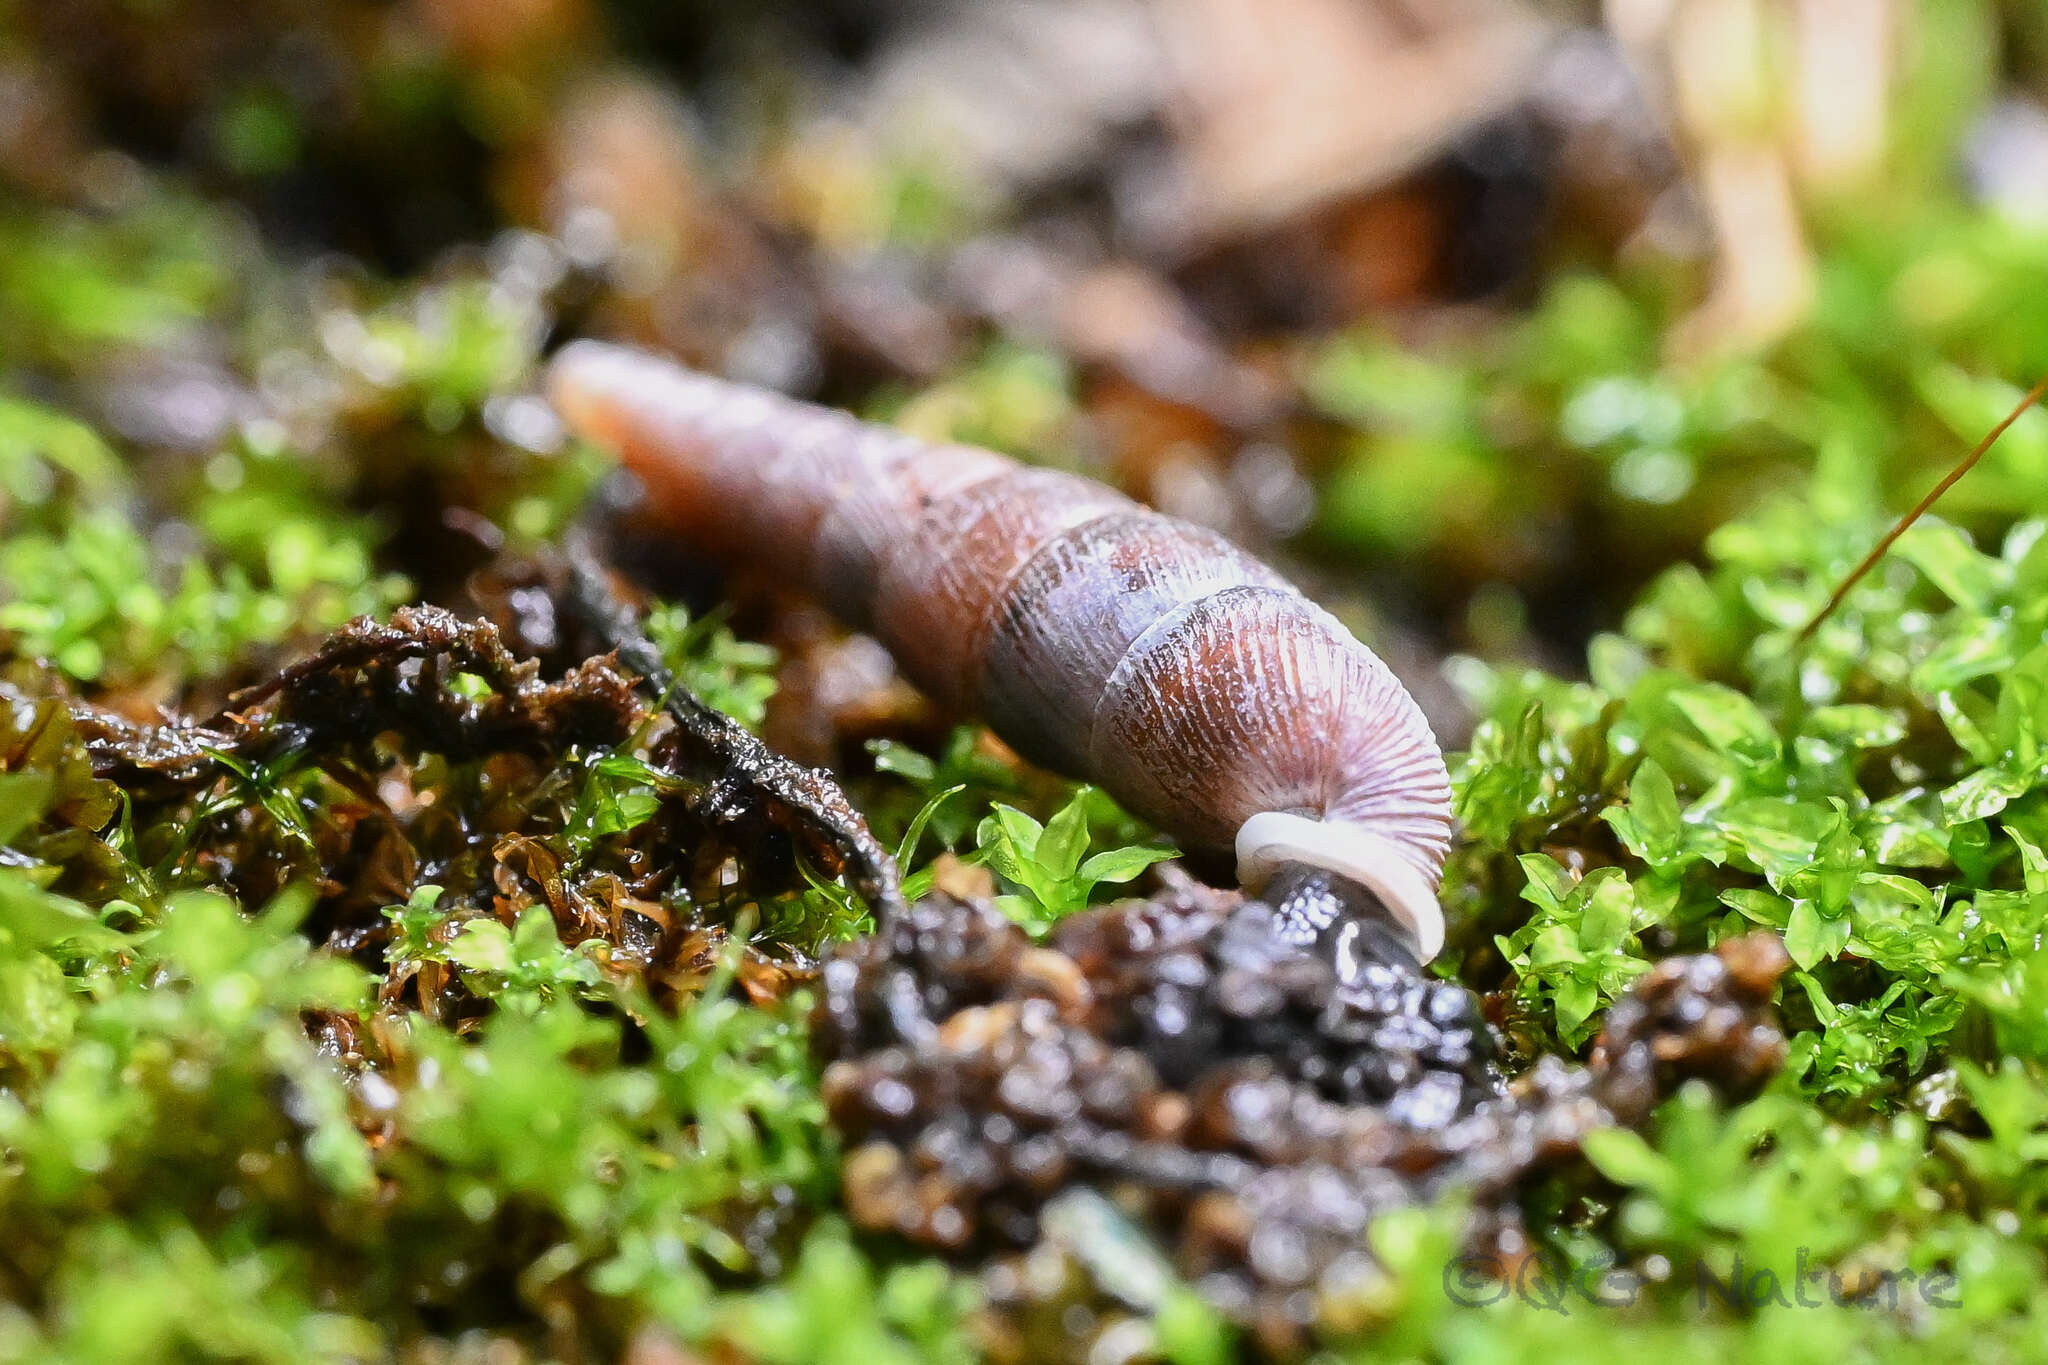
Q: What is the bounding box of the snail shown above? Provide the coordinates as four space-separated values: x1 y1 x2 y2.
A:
546 342 1453 962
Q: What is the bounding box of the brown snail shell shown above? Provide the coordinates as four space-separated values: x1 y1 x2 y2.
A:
547 342 1452 956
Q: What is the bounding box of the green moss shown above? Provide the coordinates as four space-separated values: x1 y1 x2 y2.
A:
973 786 1176 934
647 604 781 735
1446 487 2048 1100
0 191 242 367
0 505 403 685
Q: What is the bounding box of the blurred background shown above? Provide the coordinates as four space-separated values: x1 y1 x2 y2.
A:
14 7 2048 1359
7 0 2048 728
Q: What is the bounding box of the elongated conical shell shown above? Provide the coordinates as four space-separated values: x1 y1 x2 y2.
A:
547 342 1453 950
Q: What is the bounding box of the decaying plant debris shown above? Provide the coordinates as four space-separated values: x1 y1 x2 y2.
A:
49 576 906 1005
817 884 1786 1352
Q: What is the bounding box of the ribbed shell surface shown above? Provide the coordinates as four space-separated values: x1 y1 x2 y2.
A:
548 342 1453 891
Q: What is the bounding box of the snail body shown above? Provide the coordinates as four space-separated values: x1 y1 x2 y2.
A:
547 342 1452 958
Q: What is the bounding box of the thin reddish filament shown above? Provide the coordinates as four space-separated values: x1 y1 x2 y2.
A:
1798 372 2048 644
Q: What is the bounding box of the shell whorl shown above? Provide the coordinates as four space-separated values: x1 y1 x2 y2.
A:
546 341 1454 956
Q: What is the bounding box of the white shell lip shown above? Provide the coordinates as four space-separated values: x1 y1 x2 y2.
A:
1235 811 1446 962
